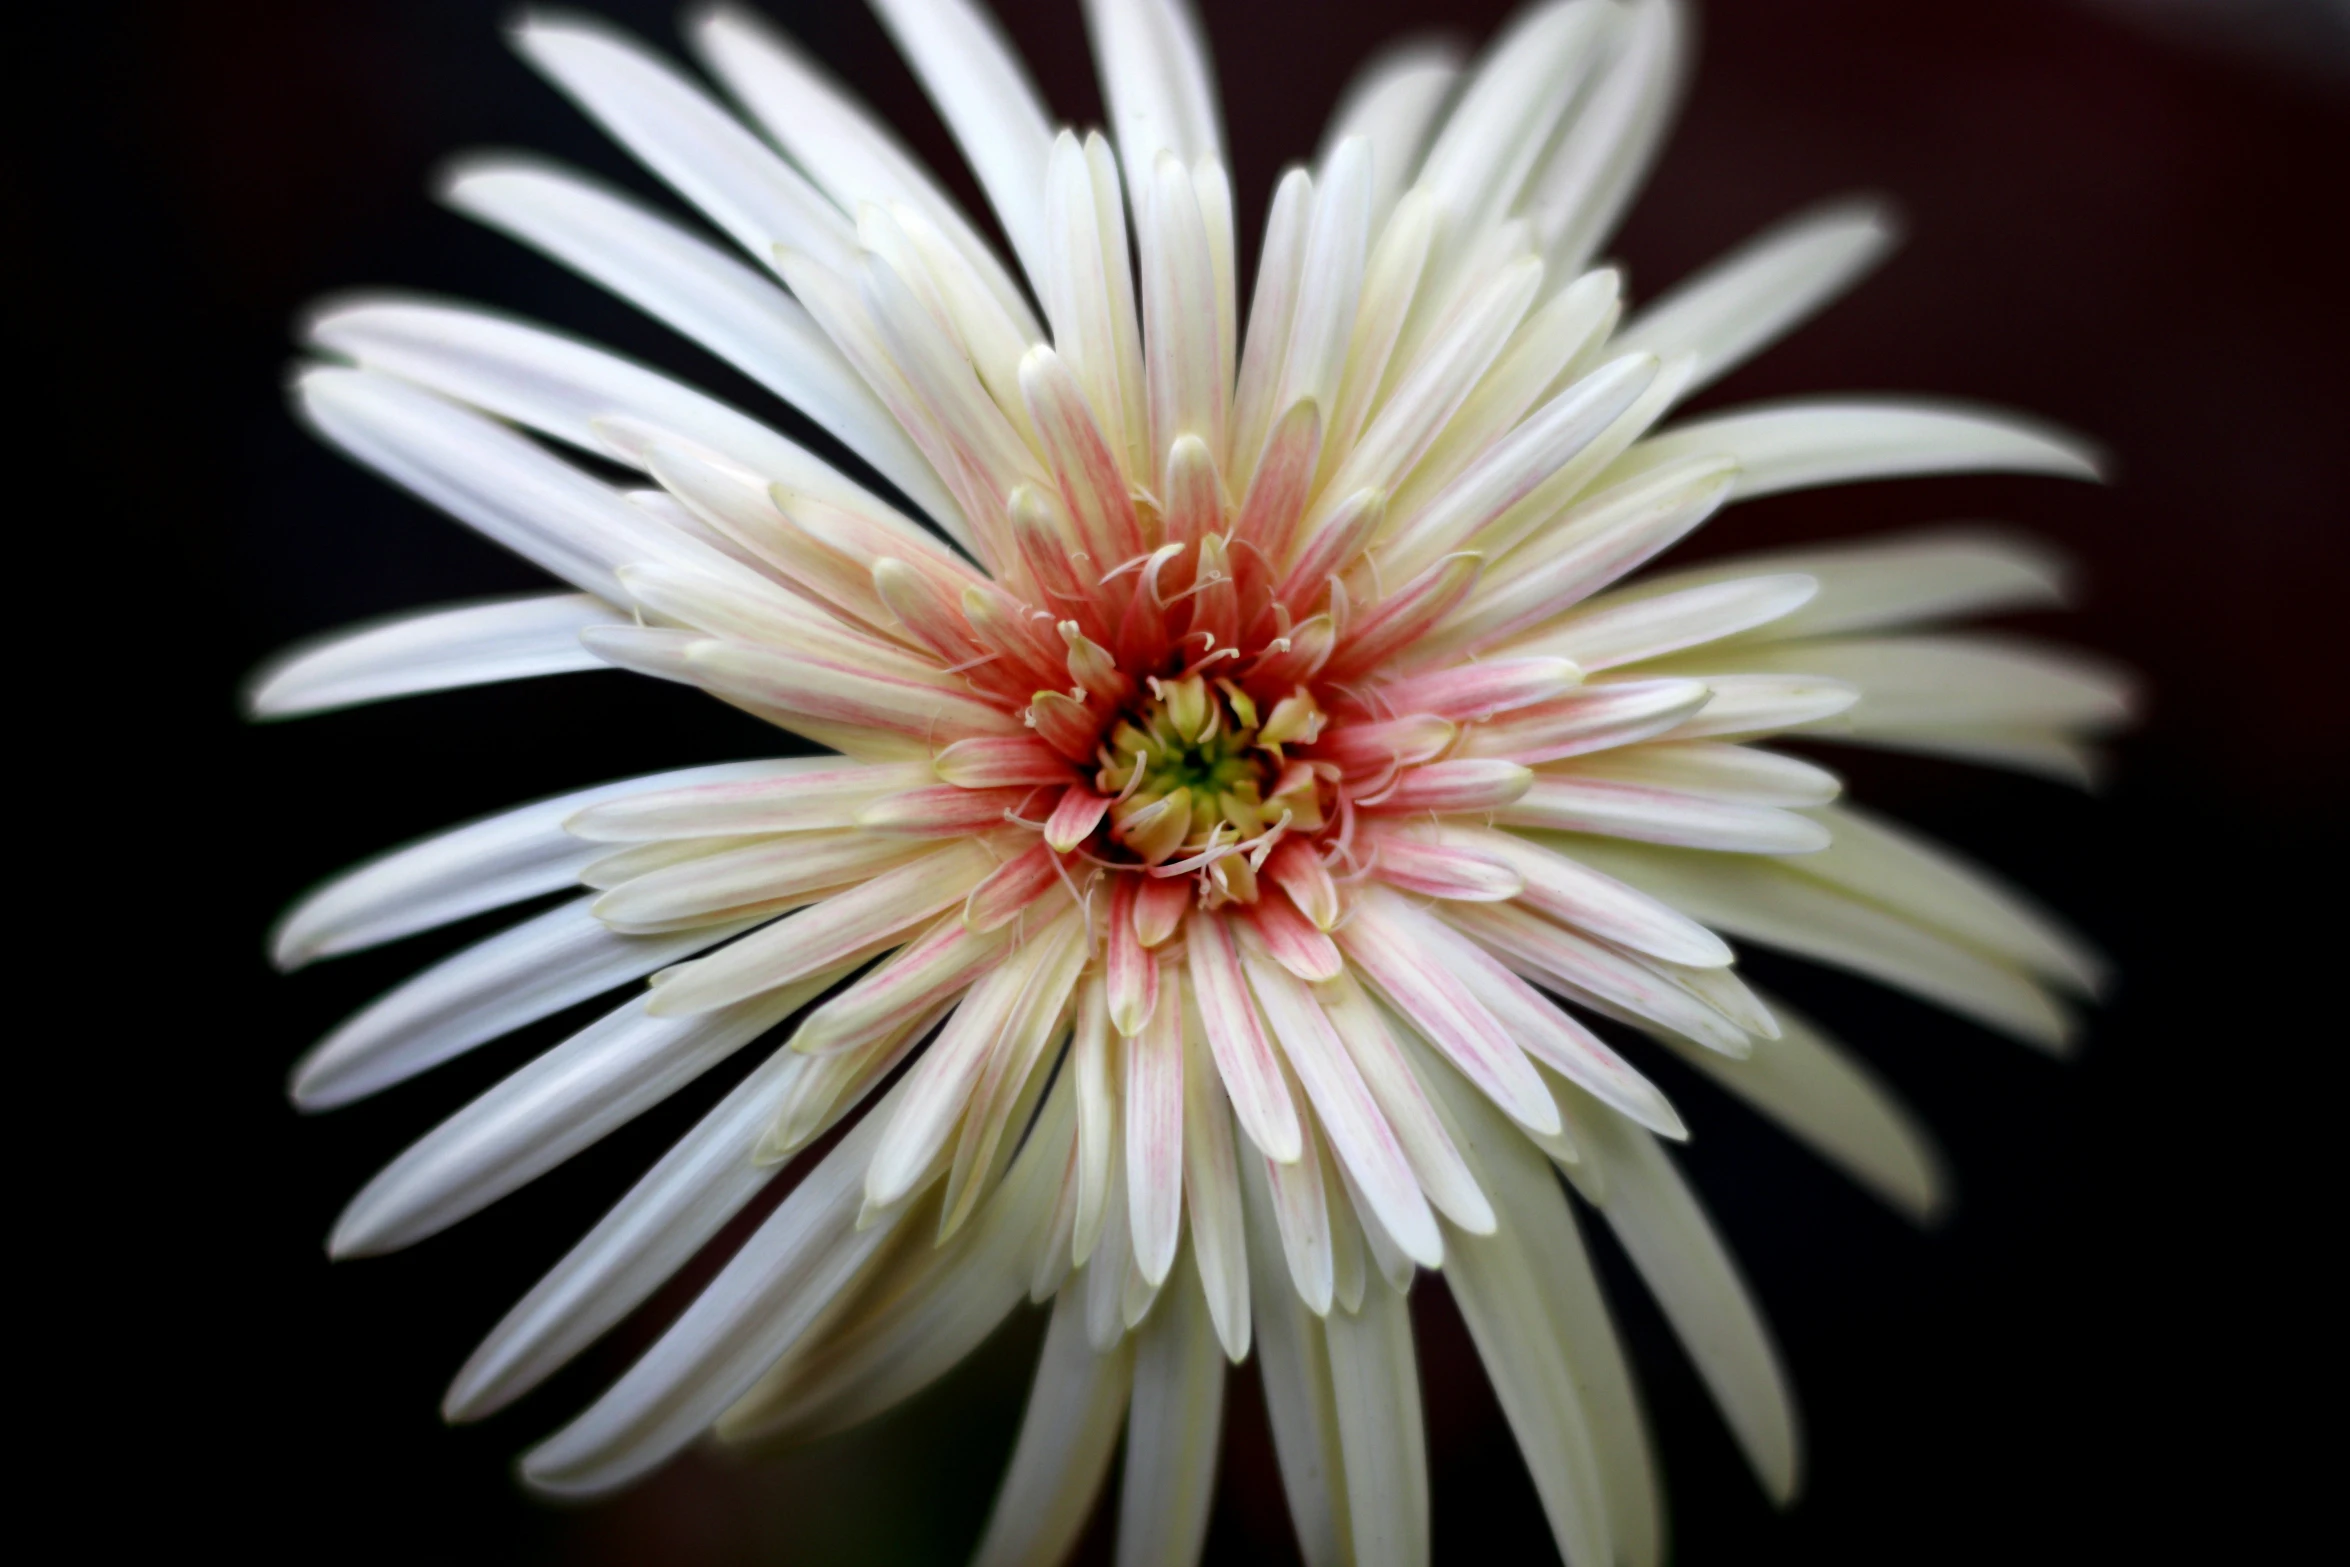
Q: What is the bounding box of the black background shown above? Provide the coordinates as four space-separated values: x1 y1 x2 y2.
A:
19 1 2347 1562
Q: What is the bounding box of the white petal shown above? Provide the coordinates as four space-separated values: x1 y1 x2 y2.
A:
311 297 937 549
1086 0 1225 194
970 1289 1134 1567
1225 166 1312 486
1264 1101 1338 1316
1182 1013 1252 1361
1116 1248 1226 1567
1500 775 1834 855
721 1065 1074 1443
1244 952 1443 1269
1126 968 1188 1287
447 1026 853 1419
1621 397 2105 500
330 980 815 1257
1513 573 1818 672
690 6 1041 342
270 760 802 970
289 898 760 1110
1554 742 1842 808
1799 803 2106 994
517 1078 913 1496
1550 834 2078 1051
1636 527 2072 640
1276 138 1374 425
1663 989 1947 1224
1818 722 2105 787
245 593 619 719
1527 0 1689 275
1317 39 1464 229
1442 825 1732 967
1325 1276 1430 1567
1416 0 1611 250
295 367 682 601
510 13 856 274
1566 1090 1803 1504
866 0 1058 285
1410 1034 1616 1567
1687 634 2134 735
1239 1153 1348 1567
1615 199 1897 396
440 158 959 530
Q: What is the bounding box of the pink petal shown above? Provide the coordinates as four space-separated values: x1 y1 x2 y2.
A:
1186 910 1305 1162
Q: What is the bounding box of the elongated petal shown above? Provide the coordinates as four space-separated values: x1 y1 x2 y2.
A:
1617 200 1897 395
1500 776 1833 855
517 1079 911 1496
295 367 699 602
1683 635 2134 736
1186 910 1304 1162
1446 898 1750 1061
1552 835 2077 1051
1126 966 1188 1286
247 593 618 719
1797 804 2105 993
570 759 933 841
270 761 791 969
1239 1155 1349 1566
1460 678 1711 767
1443 824 1731 966
1635 527 2071 640
1569 1089 1804 1504
971 1289 1134 1567
440 158 955 528
1245 952 1442 1268
1412 1036 1615 1567
1182 1009 1252 1360
1666 988 1947 1223
1516 574 1818 673
1117 1248 1226 1567
291 899 758 1110
1087 0 1225 191
330 978 816 1257
1326 1276 1430 1567
1556 742 1842 809
1320 36 1462 228
725 1068 1074 1443
1416 1037 1658 1567
647 841 998 1018
1623 398 2104 500
1337 889 1559 1137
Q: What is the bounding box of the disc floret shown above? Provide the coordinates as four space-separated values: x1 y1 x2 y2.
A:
1097 675 1329 885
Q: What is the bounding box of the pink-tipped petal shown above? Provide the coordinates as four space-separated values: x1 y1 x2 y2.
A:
1045 786 1114 853
1125 966 1187 1287
965 843 1068 933
1243 952 1443 1269
933 736 1082 789
1107 876 1161 1036
1241 895 1345 982
1367 834 1525 902
1336 889 1559 1136
1186 910 1305 1163
1366 759 1533 815
1133 877 1193 948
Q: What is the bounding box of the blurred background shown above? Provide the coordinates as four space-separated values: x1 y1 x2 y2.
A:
21 0 2347 1561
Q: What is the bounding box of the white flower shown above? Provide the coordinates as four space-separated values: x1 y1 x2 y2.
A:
254 1 2133 1561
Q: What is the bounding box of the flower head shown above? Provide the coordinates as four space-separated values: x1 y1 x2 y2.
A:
257 0 2132 1558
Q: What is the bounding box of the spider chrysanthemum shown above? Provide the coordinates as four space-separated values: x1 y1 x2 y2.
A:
256 1 2133 1560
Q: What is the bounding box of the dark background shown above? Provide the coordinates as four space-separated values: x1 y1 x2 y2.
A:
20 0 2346 1562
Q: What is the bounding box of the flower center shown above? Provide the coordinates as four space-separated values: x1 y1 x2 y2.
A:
1095 674 1329 886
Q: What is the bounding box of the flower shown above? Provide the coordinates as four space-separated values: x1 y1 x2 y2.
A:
255 0 2133 1560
